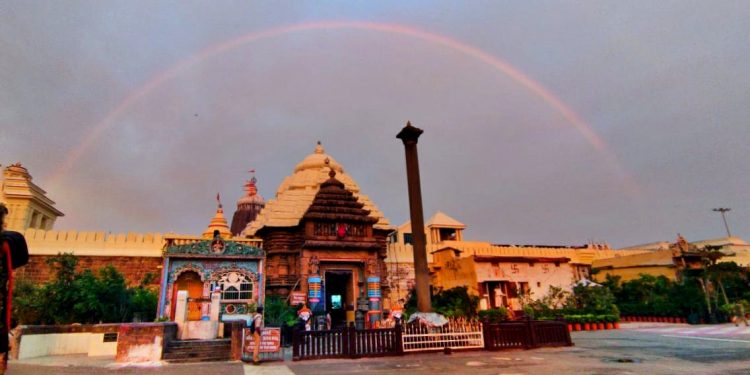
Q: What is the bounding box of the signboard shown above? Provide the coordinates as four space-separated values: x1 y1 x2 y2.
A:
367 276 381 300
291 291 306 306
244 328 281 354
308 276 322 303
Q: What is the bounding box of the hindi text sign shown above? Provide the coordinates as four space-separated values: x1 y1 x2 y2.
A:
244 328 281 354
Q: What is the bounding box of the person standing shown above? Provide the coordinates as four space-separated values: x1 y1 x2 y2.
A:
252 306 264 365
0 203 29 374
297 304 312 331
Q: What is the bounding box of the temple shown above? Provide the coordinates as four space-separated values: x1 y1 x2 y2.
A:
5 150 750 328
230 173 265 236
243 142 392 328
157 198 265 339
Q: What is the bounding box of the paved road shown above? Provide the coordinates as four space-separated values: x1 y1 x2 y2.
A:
9 323 750 375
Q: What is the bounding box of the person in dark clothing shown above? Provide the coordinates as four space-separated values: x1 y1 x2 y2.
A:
0 203 29 374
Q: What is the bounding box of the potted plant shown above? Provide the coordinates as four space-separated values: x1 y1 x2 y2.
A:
571 315 582 331
605 315 614 330
582 315 591 331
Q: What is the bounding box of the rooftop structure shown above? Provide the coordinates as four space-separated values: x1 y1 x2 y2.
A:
202 194 232 239
230 172 265 236
243 142 391 235
0 163 64 231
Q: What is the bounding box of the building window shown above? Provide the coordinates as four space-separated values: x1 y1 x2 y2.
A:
439 228 457 241
388 232 398 243
403 233 413 245
216 272 253 300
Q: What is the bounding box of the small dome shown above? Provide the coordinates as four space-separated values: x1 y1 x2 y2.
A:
203 195 232 239
4 163 31 180
237 177 265 206
293 142 344 174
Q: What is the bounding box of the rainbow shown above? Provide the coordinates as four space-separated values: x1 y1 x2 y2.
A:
51 20 632 190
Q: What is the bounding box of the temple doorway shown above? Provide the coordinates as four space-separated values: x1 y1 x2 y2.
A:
175 271 203 320
325 271 352 329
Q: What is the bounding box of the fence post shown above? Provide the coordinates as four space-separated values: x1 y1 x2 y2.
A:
348 322 359 359
395 322 404 355
292 327 300 361
525 317 537 349
482 319 491 350
558 317 573 346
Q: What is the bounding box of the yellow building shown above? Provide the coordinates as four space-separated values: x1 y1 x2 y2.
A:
384 211 649 310
592 236 750 282
0 163 64 231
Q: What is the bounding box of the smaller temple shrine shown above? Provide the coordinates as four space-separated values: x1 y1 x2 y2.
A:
230 172 265 236
158 197 265 339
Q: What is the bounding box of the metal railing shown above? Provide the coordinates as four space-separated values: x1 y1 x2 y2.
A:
484 318 573 350
402 319 484 352
292 324 402 361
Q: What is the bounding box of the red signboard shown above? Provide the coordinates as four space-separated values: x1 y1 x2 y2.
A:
244 328 281 353
291 291 306 306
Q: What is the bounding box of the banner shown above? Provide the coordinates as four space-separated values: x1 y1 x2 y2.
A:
367 276 381 301
308 276 322 303
244 328 281 353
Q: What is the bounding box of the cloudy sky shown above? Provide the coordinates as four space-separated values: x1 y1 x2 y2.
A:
2 1 748 247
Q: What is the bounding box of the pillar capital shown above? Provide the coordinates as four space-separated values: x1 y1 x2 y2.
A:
396 121 423 145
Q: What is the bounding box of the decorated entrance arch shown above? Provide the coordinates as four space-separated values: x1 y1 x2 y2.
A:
158 234 265 323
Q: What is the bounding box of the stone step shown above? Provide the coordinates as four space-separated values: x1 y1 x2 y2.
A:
163 345 231 354
166 339 231 348
162 351 232 360
163 354 232 363
162 339 232 363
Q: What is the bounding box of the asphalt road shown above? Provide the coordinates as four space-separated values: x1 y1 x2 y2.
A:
9 323 750 375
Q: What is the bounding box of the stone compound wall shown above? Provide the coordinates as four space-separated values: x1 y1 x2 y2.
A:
115 322 177 363
13 324 121 359
15 254 163 286
15 228 165 286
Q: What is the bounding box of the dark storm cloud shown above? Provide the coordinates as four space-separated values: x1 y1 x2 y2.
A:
1 1 748 247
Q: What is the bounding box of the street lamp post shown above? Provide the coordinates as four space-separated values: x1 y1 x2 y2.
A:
712 207 732 237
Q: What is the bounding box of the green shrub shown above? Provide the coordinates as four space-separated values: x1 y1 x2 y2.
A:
405 287 480 319
12 253 160 325
263 296 297 327
478 307 508 323
522 305 535 319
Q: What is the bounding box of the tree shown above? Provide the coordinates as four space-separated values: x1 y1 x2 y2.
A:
404 286 480 318
12 253 160 325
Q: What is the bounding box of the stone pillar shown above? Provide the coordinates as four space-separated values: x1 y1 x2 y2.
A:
174 290 188 339
397 121 432 312
210 291 221 322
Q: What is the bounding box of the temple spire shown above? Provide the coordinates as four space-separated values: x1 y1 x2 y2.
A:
203 193 232 239
231 169 266 236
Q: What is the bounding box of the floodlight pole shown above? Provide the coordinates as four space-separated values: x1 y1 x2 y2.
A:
712 207 732 237
397 121 432 312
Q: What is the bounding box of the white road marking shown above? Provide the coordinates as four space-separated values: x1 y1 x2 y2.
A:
662 335 750 344
244 364 295 375
493 357 512 361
